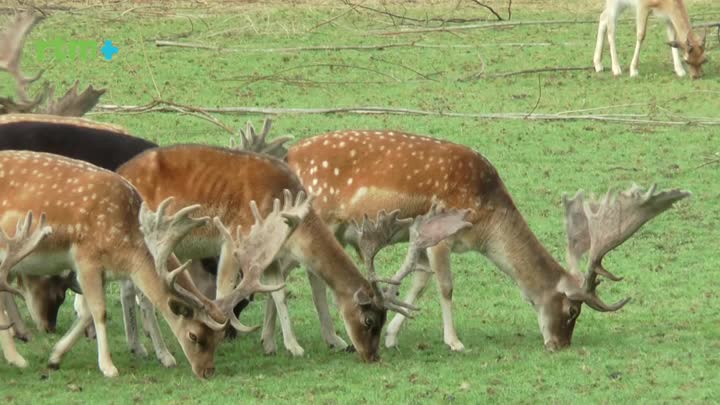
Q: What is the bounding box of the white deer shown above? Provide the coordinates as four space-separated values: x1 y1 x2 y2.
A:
593 0 707 78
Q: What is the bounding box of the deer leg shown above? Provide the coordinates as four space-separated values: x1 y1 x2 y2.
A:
428 242 464 351
136 286 176 368
49 293 92 370
2 292 31 341
74 263 118 378
385 253 432 349
606 9 622 76
307 270 348 350
666 23 686 77
260 294 278 354
120 279 147 358
73 293 96 339
593 9 608 72
0 295 27 368
264 263 304 356
629 7 650 77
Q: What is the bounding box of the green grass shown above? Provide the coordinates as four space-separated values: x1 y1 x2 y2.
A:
2 1 720 403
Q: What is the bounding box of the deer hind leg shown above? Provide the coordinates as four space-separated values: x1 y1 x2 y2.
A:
0 295 27 368
263 262 304 356
2 292 31 342
49 293 92 370
307 270 348 351
629 7 651 77
136 286 177 368
120 279 147 358
385 252 433 349
594 9 609 72
666 23 686 77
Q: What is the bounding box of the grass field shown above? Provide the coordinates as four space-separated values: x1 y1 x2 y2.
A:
1 1 719 403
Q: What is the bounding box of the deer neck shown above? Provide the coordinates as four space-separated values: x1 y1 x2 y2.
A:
289 210 370 299
666 1 694 43
483 208 567 304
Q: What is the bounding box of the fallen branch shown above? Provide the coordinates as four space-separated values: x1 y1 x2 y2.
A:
487 66 594 78
376 19 598 35
91 101 720 126
155 40 417 52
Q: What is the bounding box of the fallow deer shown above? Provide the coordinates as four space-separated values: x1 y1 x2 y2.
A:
0 150 295 377
117 145 468 361
285 130 690 351
593 0 708 78
0 113 180 365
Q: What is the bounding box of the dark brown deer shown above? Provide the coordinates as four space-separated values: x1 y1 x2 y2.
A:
0 150 297 377
285 130 690 351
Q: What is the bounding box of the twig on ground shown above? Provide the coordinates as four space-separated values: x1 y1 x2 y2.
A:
525 76 542 119
468 0 503 21
606 166 640 172
341 0 489 26
369 56 439 81
484 66 594 78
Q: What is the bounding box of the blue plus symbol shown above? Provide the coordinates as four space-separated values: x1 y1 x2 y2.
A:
101 40 118 61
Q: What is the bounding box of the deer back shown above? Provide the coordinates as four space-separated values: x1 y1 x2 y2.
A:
0 150 147 273
288 130 515 238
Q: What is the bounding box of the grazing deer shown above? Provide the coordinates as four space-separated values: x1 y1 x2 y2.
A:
593 0 707 78
0 150 292 377
0 114 182 365
285 130 690 351
117 145 467 361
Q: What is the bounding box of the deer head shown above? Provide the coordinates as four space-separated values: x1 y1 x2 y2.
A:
557 183 691 341
0 12 105 115
668 32 708 79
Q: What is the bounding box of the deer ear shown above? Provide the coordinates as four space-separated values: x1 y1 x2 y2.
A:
667 41 682 49
353 289 372 306
168 298 195 318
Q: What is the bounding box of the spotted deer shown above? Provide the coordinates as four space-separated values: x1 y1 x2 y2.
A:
593 0 707 78
0 114 241 366
0 150 295 377
284 130 690 351
117 145 468 361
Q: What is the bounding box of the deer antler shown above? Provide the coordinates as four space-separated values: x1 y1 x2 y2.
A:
213 189 312 331
354 202 472 317
139 198 227 331
228 118 294 159
0 12 46 112
0 211 53 297
563 183 691 312
43 81 106 117
562 191 593 275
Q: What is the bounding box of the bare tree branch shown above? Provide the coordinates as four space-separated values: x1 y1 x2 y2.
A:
468 0 503 21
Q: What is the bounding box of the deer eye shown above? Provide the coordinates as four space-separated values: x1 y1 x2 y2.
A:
567 307 580 324
363 316 375 328
189 332 198 343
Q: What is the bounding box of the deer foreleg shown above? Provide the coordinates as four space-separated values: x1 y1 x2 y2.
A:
630 7 651 77
307 270 348 351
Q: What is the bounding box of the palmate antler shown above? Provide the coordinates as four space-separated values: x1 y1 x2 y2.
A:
0 12 44 112
0 211 53 298
139 198 227 331
228 118 294 159
213 189 312 331
0 13 105 116
354 202 472 317
562 183 691 312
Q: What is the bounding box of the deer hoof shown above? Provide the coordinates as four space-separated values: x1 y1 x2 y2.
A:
325 335 348 351
130 344 149 359
344 345 356 353
445 338 465 352
102 364 119 378
261 338 277 355
158 352 177 368
285 342 305 357
593 63 604 73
